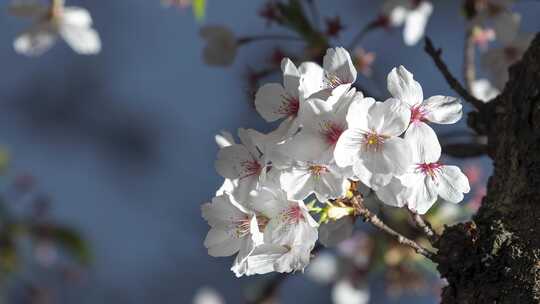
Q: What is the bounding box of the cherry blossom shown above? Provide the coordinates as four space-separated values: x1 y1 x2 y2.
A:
334 97 412 189
471 0 520 45
382 0 433 46
255 58 323 139
481 33 534 89
309 47 358 100
199 25 238 66
387 65 462 158
11 0 101 56
377 132 470 214
471 78 500 102
201 193 265 274
214 128 269 201
237 186 318 275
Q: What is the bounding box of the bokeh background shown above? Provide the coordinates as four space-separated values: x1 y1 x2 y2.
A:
0 0 539 303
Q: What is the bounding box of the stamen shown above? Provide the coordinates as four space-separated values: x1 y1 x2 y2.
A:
240 159 262 179
233 217 252 238
362 132 387 152
276 94 300 117
320 121 345 145
282 205 304 224
309 165 329 176
410 104 427 124
417 162 443 181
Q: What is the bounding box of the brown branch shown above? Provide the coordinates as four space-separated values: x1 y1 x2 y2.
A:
424 37 485 111
350 195 436 261
463 27 476 92
408 209 439 244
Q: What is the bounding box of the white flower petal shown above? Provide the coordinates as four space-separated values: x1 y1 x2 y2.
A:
403 1 432 46
298 62 324 99
60 24 101 55
375 176 407 208
334 129 363 167
14 24 57 57
215 144 254 179
423 95 463 124
332 280 370 304
368 98 411 136
280 168 314 201
239 244 289 276
346 97 375 130
323 47 357 84
204 228 241 257
62 7 93 27
214 130 235 148
401 173 438 214
405 121 441 164
436 165 470 203
362 137 412 176
352 159 393 189
387 65 423 106
281 58 301 97
254 83 289 122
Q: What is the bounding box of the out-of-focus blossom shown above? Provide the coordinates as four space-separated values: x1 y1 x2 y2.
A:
464 163 483 185
193 287 225 304
200 25 238 66
471 26 496 50
306 252 339 284
11 0 101 56
162 0 192 8
381 0 433 46
481 33 534 89
471 78 500 102
326 16 345 37
470 0 520 44
332 279 370 304
259 2 282 26
353 48 376 77
337 232 373 268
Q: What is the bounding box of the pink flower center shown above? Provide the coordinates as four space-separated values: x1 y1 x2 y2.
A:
417 162 443 180
362 132 387 152
283 205 304 224
321 121 345 146
240 159 262 179
277 94 300 117
410 104 427 124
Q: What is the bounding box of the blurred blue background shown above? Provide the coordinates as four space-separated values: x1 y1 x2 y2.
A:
0 0 538 303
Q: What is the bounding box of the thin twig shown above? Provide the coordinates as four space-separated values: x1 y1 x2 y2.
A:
408 209 439 244
424 37 485 111
305 0 321 30
237 34 304 44
350 195 436 261
463 27 476 92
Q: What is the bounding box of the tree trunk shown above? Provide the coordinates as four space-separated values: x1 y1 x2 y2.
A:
436 33 540 303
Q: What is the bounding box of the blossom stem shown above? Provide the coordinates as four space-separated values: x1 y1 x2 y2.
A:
463 27 476 92
305 0 321 30
407 209 439 244
424 37 485 111
350 195 437 261
237 35 304 45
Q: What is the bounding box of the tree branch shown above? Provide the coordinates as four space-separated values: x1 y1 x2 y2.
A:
463 28 476 92
424 37 485 111
408 209 439 244
350 195 436 261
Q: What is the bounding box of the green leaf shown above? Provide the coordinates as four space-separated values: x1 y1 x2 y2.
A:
192 0 206 22
48 226 92 266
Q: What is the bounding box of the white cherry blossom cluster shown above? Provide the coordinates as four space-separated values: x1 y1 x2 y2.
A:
202 47 470 277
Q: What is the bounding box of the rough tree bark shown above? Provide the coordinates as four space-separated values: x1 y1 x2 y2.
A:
436 33 540 303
